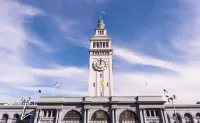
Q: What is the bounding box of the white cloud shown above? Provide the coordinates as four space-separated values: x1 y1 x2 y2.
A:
0 0 42 86
1 0 200 105
0 0 88 102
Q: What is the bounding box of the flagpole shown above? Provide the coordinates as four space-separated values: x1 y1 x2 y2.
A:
52 86 55 97
36 94 39 101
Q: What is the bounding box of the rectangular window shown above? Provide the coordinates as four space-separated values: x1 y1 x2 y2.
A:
93 83 95 87
48 111 51 117
100 92 103 96
155 110 159 116
151 110 154 117
106 42 109 48
107 83 108 87
146 110 150 117
52 111 56 117
44 111 47 117
93 42 96 48
100 74 102 77
103 42 105 48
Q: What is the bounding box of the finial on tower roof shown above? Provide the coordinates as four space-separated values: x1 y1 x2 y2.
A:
97 11 106 29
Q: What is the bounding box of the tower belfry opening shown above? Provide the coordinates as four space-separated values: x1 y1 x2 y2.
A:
88 18 113 97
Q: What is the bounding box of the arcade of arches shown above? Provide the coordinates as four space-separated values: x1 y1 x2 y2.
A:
62 110 138 123
0 113 29 123
167 112 199 123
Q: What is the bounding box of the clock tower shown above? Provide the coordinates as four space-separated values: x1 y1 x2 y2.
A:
88 18 113 97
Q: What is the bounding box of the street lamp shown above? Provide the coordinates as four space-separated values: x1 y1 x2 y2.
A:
166 95 177 123
20 97 31 120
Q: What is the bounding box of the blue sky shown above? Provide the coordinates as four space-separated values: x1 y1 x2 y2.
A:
0 0 200 104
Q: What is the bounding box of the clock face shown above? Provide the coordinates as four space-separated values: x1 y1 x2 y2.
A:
93 59 108 71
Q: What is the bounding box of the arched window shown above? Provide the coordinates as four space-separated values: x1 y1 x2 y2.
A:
167 114 171 123
91 110 109 121
173 113 182 123
184 113 194 123
1 114 9 123
63 110 82 121
119 110 138 123
12 114 20 123
196 113 200 123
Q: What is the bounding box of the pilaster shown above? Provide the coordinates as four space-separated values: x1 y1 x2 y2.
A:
38 109 42 123
55 109 59 123
163 109 169 123
112 109 115 123
160 109 165 123
87 109 90 123
84 109 87 123
58 108 63 123
139 109 144 123
34 110 39 123
143 109 147 123
7 118 12 123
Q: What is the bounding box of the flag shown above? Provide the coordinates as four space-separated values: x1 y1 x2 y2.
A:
38 89 41 93
101 11 105 14
54 81 59 87
163 89 168 93
100 81 106 88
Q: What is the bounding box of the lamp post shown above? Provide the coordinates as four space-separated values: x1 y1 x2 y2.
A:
20 97 31 120
166 95 177 123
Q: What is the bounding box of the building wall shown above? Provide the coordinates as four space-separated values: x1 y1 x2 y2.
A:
0 97 200 123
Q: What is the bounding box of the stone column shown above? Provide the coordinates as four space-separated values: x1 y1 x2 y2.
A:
142 109 147 123
112 109 115 123
84 109 87 123
193 118 198 123
87 109 90 123
34 110 39 123
58 108 63 123
55 110 59 123
163 109 169 123
7 118 12 123
115 109 118 123
160 109 165 123
181 117 185 123
38 109 42 123
139 109 144 123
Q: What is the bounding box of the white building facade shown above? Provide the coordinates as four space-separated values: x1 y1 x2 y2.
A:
0 18 200 123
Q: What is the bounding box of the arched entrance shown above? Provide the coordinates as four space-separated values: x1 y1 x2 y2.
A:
173 113 182 123
119 110 138 123
12 114 20 123
91 110 110 123
63 110 82 123
184 113 194 123
196 113 200 123
1 114 8 123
